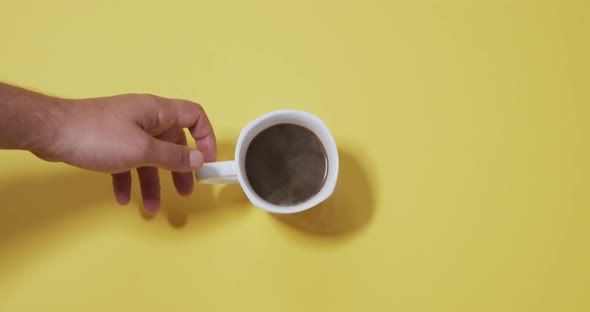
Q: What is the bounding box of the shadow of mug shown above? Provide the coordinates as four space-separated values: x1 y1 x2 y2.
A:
272 149 375 236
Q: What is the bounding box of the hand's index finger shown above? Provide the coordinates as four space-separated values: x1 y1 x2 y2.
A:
173 100 217 163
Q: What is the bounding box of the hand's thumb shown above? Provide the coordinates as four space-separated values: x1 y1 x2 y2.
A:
146 139 204 172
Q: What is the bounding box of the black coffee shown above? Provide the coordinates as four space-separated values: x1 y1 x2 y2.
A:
245 123 328 206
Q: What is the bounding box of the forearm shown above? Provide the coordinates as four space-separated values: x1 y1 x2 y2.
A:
0 83 62 153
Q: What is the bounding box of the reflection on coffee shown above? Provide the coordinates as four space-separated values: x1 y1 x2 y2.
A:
245 123 327 206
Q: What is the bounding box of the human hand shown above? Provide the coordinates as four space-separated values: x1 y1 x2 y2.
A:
35 93 216 213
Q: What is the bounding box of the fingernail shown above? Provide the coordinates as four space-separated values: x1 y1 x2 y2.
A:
114 192 130 205
144 202 160 214
189 150 204 169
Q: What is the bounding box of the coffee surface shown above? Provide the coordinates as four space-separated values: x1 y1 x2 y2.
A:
245 123 327 206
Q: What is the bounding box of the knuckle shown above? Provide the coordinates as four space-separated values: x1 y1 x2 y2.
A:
193 102 203 111
192 103 205 119
137 93 159 104
167 146 188 166
179 99 203 114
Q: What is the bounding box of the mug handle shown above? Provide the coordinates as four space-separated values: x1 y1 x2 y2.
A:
196 161 239 184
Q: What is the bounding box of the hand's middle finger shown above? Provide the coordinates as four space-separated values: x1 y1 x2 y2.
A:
137 166 160 213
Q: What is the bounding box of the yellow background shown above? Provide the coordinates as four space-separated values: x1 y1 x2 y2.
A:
1 1 588 311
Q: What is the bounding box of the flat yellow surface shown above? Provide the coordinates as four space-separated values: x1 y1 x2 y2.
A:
1 1 589 311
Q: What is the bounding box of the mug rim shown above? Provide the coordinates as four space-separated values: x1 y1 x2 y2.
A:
234 109 339 214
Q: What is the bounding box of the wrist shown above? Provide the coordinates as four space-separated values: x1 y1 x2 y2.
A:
24 96 67 158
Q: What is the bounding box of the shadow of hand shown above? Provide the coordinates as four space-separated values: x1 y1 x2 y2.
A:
163 183 248 228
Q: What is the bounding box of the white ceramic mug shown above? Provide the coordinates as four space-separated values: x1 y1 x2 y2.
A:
196 110 339 214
